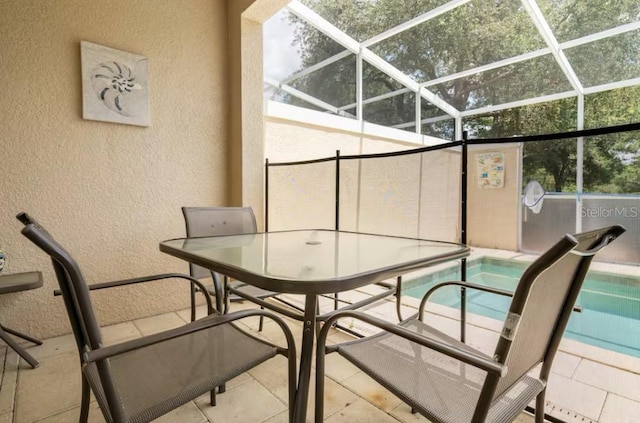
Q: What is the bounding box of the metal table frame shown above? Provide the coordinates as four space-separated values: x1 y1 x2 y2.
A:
160 229 469 422
0 271 43 368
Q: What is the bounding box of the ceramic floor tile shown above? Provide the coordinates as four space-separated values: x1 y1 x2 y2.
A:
573 359 640 402
14 351 81 423
545 373 607 420
224 372 254 391
22 333 76 361
0 349 19 415
176 304 210 322
248 355 291 399
133 311 186 335
258 319 305 353
34 404 106 423
262 409 289 423
100 321 142 345
326 328 358 345
339 372 402 413
323 353 361 383
196 379 285 423
558 337 640 375
249 355 358 421
318 375 360 419
550 351 581 378
6 294 640 423
389 402 434 422
513 412 536 422
599 393 640 423
153 402 208 423
365 300 414 322
323 398 400 423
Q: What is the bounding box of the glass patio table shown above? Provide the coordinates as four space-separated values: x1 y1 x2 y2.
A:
160 229 469 422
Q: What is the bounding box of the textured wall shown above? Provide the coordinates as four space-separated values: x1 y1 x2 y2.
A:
265 118 462 242
265 119 521 247
228 0 289 229
467 145 522 250
0 0 228 338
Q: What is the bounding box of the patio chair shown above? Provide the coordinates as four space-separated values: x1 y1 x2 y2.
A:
182 207 403 336
17 213 296 423
315 225 625 423
182 207 284 329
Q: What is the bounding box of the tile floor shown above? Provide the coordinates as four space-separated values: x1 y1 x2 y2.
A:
1 276 639 422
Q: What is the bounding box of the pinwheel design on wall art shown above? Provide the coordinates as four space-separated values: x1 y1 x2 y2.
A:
81 41 149 127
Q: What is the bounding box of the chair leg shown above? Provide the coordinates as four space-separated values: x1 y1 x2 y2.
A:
79 375 90 423
209 384 226 408
315 344 326 422
0 325 39 368
315 298 322 336
258 306 265 332
190 282 196 322
535 390 546 423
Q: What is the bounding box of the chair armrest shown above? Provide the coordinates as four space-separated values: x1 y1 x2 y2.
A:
54 273 214 315
317 310 506 376
84 308 297 363
417 280 581 320
418 280 514 319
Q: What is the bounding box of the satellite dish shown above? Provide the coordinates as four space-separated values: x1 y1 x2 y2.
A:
523 181 545 214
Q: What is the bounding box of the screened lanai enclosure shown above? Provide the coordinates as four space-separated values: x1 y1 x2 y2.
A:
263 0 640 263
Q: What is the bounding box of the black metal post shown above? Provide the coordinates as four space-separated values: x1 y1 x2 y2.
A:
265 158 269 233
335 150 340 231
334 150 340 310
460 131 469 343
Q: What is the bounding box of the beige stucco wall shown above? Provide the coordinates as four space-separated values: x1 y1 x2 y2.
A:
0 0 229 338
228 0 289 229
266 119 521 249
265 118 462 242
467 145 522 250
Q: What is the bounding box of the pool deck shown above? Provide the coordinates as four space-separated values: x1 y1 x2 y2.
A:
0 249 638 422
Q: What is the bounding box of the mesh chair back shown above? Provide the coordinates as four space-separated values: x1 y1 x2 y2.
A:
488 225 625 401
182 207 257 279
18 214 104 353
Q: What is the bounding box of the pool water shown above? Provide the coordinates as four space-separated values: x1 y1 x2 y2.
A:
404 258 640 358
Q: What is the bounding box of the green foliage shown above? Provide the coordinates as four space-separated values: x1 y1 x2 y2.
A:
285 0 640 193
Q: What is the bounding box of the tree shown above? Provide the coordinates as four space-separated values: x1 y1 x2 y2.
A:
281 0 640 192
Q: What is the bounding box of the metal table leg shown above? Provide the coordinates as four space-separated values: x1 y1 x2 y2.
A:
292 294 318 422
0 325 40 368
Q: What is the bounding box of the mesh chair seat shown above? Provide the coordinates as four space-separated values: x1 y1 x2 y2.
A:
315 224 623 423
18 212 296 423
85 319 278 423
338 319 544 423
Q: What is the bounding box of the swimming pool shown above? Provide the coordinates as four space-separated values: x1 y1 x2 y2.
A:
404 258 640 358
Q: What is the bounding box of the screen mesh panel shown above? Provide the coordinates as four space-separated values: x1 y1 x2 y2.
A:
348 154 422 237
270 146 462 242
419 148 461 242
267 160 336 231
520 132 639 264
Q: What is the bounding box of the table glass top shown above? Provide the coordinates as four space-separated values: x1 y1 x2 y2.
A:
161 230 468 286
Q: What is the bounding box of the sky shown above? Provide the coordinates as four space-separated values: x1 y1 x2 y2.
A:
263 9 303 82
